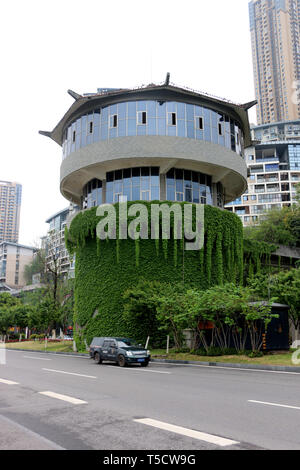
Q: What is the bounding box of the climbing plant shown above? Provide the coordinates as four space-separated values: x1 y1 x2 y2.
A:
65 202 244 348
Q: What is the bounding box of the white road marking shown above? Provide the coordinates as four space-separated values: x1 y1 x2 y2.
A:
42 368 96 379
23 356 52 361
153 361 300 375
134 418 239 447
0 378 19 385
107 366 171 374
248 400 300 411
39 391 87 405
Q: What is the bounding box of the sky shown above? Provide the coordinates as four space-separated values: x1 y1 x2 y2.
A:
0 0 256 247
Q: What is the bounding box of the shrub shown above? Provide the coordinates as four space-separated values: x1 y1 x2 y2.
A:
190 348 207 356
206 347 223 356
246 350 264 358
222 348 238 356
173 347 191 354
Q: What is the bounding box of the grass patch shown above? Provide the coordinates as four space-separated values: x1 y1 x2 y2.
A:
150 349 299 367
4 340 75 353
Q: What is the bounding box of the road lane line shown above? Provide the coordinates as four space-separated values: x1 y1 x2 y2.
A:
248 400 300 410
134 418 239 447
39 391 87 405
42 368 97 379
106 366 171 374
23 356 52 361
0 378 19 385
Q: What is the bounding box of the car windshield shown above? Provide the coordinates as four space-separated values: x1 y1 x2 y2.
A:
117 340 141 348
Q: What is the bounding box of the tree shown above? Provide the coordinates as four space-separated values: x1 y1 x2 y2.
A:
185 284 276 353
0 308 14 337
122 279 166 346
185 284 247 352
0 292 20 308
240 300 276 352
0 293 20 338
244 206 300 248
154 283 188 349
23 249 46 285
248 268 300 341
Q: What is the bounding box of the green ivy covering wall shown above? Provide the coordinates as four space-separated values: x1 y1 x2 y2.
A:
243 238 278 280
66 202 244 348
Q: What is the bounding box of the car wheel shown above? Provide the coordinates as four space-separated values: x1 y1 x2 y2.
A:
118 355 126 367
94 352 102 364
141 361 149 367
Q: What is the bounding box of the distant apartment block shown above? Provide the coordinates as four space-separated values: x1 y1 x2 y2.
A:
226 120 300 225
45 207 75 279
249 0 300 124
0 181 22 243
0 242 36 289
252 119 300 142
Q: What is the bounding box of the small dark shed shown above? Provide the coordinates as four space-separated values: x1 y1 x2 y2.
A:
265 303 290 351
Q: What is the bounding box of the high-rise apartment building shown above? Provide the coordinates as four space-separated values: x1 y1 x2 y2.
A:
249 0 300 125
45 207 75 279
0 242 36 289
226 119 300 225
0 181 22 243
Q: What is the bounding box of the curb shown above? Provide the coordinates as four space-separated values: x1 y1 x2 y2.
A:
151 358 300 373
5 347 300 372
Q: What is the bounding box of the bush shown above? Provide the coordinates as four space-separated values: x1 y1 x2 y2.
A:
246 350 264 358
206 347 224 356
173 347 191 354
190 348 207 356
222 348 238 356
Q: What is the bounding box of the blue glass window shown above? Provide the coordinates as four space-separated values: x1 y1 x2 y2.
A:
63 100 244 159
118 103 126 119
148 101 156 118
166 168 212 205
128 102 136 118
128 119 136 136
148 118 156 135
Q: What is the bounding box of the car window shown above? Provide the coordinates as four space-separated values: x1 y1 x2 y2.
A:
117 340 140 348
91 338 101 346
103 341 111 348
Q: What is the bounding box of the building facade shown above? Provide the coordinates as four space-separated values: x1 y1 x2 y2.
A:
45 207 75 279
226 120 300 225
40 82 254 210
0 181 22 243
0 242 36 289
249 0 300 125
252 118 300 141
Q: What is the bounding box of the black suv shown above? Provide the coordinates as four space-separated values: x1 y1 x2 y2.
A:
89 337 151 367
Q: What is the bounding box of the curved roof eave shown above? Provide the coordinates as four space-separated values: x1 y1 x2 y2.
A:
39 85 256 149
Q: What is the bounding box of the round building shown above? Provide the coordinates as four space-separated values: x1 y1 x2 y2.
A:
40 81 255 345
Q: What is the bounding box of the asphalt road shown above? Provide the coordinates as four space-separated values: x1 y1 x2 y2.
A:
0 349 300 450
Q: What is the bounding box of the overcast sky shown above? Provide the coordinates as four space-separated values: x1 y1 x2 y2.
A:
1 0 255 246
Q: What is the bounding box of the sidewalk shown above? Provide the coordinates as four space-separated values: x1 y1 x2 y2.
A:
0 415 64 450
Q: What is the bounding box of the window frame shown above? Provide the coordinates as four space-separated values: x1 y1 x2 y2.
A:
109 114 118 129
